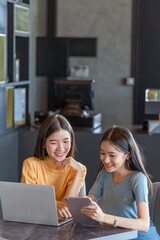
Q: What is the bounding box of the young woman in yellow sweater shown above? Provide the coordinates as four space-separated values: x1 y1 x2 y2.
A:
22 114 86 219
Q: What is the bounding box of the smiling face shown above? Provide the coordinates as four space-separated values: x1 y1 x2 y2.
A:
45 129 71 163
100 140 129 174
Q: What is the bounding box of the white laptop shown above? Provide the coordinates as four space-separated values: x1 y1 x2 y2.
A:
0 181 72 226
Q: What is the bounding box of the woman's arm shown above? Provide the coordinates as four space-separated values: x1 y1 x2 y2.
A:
102 202 149 232
21 158 37 184
59 157 86 198
57 157 86 219
81 197 150 232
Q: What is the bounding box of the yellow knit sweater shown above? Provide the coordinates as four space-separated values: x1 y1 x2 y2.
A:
21 156 86 201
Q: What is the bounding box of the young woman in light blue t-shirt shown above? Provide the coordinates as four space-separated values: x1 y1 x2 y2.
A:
81 126 160 240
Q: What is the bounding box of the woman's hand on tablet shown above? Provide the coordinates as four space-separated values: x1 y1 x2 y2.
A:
56 201 72 219
81 201 105 223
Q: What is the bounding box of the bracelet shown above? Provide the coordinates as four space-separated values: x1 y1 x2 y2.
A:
113 216 117 228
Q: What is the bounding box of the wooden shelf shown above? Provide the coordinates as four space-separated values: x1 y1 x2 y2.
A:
0 0 31 136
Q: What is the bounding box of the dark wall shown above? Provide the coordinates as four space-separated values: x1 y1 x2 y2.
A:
134 0 160 124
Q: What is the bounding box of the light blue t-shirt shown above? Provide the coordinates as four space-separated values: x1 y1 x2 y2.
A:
89 169 148 219
89 169 160 239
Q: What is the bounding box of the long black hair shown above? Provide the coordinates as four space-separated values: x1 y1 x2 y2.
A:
96 126 153 196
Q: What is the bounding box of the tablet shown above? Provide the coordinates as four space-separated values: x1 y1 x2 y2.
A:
65 197 98 225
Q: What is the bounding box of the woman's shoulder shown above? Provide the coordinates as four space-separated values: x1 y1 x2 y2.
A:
96 167 110 181
23 157 42 167
132 171 147 180
130 171 148 185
